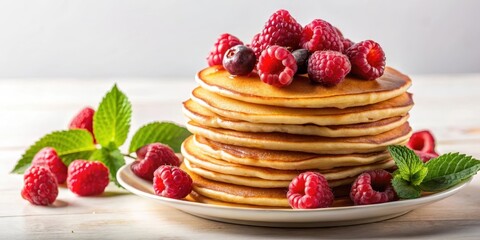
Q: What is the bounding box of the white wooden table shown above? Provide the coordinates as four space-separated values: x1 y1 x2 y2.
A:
1 75 480 239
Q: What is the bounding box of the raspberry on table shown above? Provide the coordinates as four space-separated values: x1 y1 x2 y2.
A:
67 160 109 196
350 169 396 205
346 40 386 80
31 147 67 184
257 45 298 88
69 107 96 142
207 33 243 66
308 50 351 86
251 9 302 58
287 171 334 209
21 166 58 206
153 165 192 199
407 130 438 155
131 143 180 181
300 19 343 53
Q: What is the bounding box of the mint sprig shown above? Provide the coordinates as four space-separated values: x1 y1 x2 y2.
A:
420 153 480 191
11 130 96 173
388 145 480 199
129 122 191 153
94 84 132 149
12 84 191 188
388 145 428 186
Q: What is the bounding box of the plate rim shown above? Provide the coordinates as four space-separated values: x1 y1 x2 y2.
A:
117 162 472 213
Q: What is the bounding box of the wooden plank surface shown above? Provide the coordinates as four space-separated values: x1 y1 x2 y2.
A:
1 75 479 239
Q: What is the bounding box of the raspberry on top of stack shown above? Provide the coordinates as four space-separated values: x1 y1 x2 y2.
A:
183 9 413 209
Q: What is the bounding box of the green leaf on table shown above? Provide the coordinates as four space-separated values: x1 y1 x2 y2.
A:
420 153 480 192
388 145 428 185
391 174 422 199
11 130 96 174
90 147 125 187
128 122 191 153
93 84 132 149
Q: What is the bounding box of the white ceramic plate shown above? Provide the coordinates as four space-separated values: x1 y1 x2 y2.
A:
117 162 471 228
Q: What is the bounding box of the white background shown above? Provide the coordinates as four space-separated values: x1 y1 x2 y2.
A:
0 0 478 78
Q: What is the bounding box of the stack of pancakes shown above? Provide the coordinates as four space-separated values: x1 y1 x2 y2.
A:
181 66 413 208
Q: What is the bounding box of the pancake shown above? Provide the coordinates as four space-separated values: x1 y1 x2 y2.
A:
188 190 354 209
193 135 392 170
186 120 412 154
188 190 287 209
182 164 290 207
196 66 411 108
183 99 410 137
191 87 413 126
182 139 395 183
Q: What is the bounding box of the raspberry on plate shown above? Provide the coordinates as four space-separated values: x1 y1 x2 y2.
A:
257 45 297 88
207 33 243 67
131 143 180 181
251 9 302 58
67 160 109 196
287 171 334 209
407 130 438 155
300 19 343 53
31 147 67 184
308 50 351 86
346 40 386 80
69 107 96 142
21 166 58 206
350 169 396 205
153 165 192 199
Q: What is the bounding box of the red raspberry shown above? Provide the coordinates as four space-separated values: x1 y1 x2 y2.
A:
131 143 180 181
300 19 343 53
206 33 243 66
31 147 67 184
21 166 58 206
407 130 438 155
342 39 354 52
67 160 109 196
308 50 351 86
69 107 96 142
350 169 396 205
334 26 343 39
257 45 297 88
251 9 302 58
414 150 439 163
153 165 192 199
287 172 334 209
346 40 386 80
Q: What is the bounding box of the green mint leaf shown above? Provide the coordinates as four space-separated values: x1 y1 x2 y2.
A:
90 147 125 187
388 145 428 185
128 122 191 153
11 130 96 173
420 153 480 192
94 84 132 149
392 174 422 199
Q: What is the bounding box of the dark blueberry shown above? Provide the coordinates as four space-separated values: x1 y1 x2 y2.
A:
222 45 256 76
292 49 309 75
